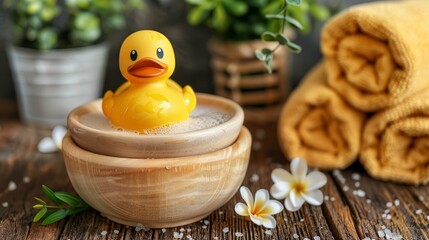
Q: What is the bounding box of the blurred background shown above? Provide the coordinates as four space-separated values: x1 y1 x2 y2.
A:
0 0 373 102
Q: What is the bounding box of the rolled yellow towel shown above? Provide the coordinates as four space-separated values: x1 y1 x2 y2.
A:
361 92 429 185
321 0 429 112
278 63 365 170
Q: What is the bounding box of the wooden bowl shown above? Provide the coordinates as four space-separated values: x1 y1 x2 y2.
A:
68 93 244 158
62 127 251 228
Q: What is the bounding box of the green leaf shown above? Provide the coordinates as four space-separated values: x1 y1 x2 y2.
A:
286 16 303 30
286 41 302 53
211 5 229 32
42 209 69 225
309 4 330 21
185 0 205 4
54 192 82 207
188 4 214 25
34 197 47 205
222 0 248 16
33 207 47 222
261 31 276 42
68 205 89 216
276 33 288 45
255 49 266 61
33 204 45 209
286 0 301 6
42 185 62 206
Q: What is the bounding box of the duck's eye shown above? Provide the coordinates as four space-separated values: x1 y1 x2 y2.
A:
130 50 137 61
157 48 164 59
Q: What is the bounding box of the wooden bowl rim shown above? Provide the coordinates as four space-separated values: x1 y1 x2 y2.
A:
63 126 251 168
68 93 244 141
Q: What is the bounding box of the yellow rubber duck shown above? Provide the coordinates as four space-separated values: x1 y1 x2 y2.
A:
102 30 196 132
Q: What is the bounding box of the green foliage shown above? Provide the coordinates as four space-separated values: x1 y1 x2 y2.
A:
32 185 89 225
186 0 330 41
3 0 144 50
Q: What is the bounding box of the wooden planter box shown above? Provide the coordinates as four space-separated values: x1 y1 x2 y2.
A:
209 39 291 122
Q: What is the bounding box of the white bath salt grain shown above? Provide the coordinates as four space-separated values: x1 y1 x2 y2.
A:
135 223 144 232
180 228 185 232
187 228 192 232
235 232 244 237
222 227 229 233
2 202 8 207
204 220 210 225
354 182 360 188
382 225 386 229
265 230 272 235
8 181 17 191
186 235 192 239
366 199 372 204
300 218 304 222
250 173 260 183
384 209 390 214
351 173 361 180
377 230 385 237
202 225 207 229
386 202 393 208
356 190 366 197
416 209 423 214
100 230 107 236
304 238 310 240
382 213 387 218
313 236 321 240
23 176 30 183
426 215 429 220
343 186 349 192
330 197 336 202
324 196 330 201
218 210 224 215
362 237 370 240
113 230 119 234
293 233 299 239
213 237 219 240
394 199 400 206
173 232 184 239
418 195 424 201
386 214 392 220
161 228 167 233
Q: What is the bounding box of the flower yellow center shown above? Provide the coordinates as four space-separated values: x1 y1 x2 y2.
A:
292 181 307 194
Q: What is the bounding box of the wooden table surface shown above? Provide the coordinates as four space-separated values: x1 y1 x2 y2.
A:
1 103 428 240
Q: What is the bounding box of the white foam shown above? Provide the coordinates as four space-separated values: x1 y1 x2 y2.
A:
80 105 231 135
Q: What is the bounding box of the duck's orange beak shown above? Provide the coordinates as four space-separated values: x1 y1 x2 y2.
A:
127 58 167 78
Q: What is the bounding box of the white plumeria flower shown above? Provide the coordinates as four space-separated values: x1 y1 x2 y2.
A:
37 126 67 153
234 186 283 228
270 157 327 212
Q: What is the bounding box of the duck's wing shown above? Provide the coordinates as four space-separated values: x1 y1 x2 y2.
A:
182 85 196 113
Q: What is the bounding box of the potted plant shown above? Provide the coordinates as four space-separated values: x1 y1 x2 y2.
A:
3 0 144 127
186 0 330 122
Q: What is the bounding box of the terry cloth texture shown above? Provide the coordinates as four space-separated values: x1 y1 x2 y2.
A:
278 62 365 170
321 0 429 112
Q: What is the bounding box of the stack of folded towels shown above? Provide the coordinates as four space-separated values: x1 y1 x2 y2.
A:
278 0 429 185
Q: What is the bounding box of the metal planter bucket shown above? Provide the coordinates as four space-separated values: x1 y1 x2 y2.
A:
7 43 109 127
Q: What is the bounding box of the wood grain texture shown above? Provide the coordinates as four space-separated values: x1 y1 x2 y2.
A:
1 103 429 239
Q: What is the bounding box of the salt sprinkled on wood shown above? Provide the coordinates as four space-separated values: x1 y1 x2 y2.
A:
324 196 329 201
235 232 244 237
161 228 167 233
416 209 423 214
187 228 192 232
362 237 370 240
249 173 260 183
213 237 219 240
293 233 299 239
354 182 360 188
330 197 336 202
8 181 17 191
304 238 310 240
343 186 349 192
113 230 119 234
418 195 424 201
202 225 207 229
394 199 400 206
2 202 8 207
173 232 184 239
386 202 393 208
351 173 361 180
313 236 321 240
366 199 371 204
204 220 210 225
135 223 143 232
180 227 185 232
100 230 107 236
265 230 272 235
23 176 30 183
222 227 229 233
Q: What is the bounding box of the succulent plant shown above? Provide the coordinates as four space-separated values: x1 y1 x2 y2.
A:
3 0 144 50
